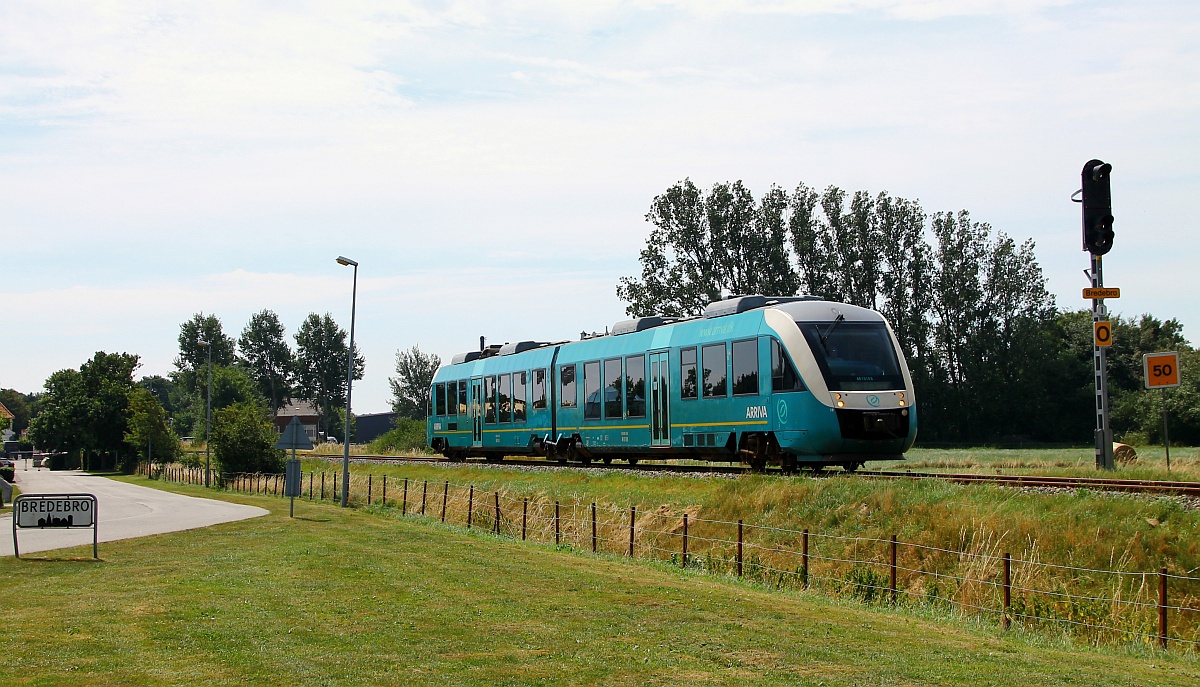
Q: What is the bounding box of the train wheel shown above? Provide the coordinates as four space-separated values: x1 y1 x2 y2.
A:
602 457 612 465
627 457 640 466
781 453 797 474
843 461 861 473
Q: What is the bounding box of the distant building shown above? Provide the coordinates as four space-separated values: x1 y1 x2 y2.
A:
274 401 320 442
355 412 398 444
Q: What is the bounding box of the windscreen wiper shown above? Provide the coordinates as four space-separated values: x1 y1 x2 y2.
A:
819 314 845 350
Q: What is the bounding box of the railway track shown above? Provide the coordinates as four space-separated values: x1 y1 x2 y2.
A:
859 470 1200 497
312 452 1200 498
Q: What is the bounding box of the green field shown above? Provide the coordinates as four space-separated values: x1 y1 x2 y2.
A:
3 476 1198 686
881 446 1200 481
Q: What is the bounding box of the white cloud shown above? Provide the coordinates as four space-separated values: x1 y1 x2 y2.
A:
2 0 1198 411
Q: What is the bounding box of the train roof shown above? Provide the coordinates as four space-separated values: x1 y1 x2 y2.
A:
436 295 887 379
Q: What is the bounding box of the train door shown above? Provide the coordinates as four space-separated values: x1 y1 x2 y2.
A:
470 377 483 447
649 350 670 447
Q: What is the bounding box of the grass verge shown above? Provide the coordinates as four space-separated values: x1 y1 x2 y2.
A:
1 478 1198 686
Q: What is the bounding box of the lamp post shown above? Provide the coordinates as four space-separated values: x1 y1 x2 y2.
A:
197 338 213 487
336 256 358 507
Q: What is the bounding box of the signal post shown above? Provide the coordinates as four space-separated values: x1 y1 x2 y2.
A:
1077 159 1116 470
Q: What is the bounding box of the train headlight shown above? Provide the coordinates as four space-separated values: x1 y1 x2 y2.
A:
837 401 845 408
899 400 906 407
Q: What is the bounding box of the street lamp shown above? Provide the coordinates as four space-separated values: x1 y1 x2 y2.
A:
336 255 358 507
197 338 213 487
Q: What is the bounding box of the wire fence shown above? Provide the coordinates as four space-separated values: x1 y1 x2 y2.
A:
143 463 1200 651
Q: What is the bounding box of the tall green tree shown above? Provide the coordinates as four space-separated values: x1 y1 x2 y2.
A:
138 375 176 415
0 389 33 436
125 388 181 469
174 313 236 390
238 309 295 411
294 313 364 436
27 351 141 465
389 345 441 420
80 351 141 460
27 369 91 457
617 179 798 317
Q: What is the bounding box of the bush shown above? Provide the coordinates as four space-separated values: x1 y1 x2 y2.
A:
367 418 429 454
0 467 13 483
210 402 284 474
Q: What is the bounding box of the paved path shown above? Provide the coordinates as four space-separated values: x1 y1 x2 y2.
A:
1 469 268 556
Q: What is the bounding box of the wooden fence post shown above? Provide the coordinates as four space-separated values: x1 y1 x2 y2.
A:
591 503 597 553
554 501 560 545
802 529 809 589
321 472 325 500
421 480 427 515
628 506 636 557
401 478 408 515
1160 567 1169 649
682 513 689 567
1003 553 1011 630
737 520 743 577
494 492 501 535
368 475 373 505
522 498 528 541
441 481 448 522
890 535 898 605
308 472 313 500
467 485 474 528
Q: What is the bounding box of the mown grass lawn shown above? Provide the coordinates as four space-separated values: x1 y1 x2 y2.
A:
2 479 1197 686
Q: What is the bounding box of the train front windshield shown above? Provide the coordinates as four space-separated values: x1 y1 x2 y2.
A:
799 321 904 391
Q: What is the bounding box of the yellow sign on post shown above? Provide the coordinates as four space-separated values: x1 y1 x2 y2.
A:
1094 320 1113 347
1083 287 1121 299
1144 352 1181 389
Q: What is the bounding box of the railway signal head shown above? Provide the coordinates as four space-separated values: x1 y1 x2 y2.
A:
1080 159 1114 255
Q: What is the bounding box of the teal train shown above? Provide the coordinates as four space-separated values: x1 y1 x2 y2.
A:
426 295 915 471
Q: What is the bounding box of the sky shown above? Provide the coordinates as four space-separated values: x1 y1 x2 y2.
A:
1 0 1197 414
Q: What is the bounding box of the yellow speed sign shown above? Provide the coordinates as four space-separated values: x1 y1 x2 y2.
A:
1094 320 1113 348
1143 352 1181 389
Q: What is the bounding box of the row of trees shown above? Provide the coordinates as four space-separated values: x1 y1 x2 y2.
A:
15 310 366 474
23 352 178 471
164 310 364 441
619 179 1197 444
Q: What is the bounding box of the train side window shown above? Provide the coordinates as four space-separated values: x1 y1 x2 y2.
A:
771 339 805 392
485 376 497 423
514 371 527 423
532 368 547 409
458 380 468 414
559 364 577 407
499 373 512 423
680 347 698 400
732 339 759 396
625 354 645 418
603 358 623 419
584 361 601 419
428 386 434 417
702 343 727 398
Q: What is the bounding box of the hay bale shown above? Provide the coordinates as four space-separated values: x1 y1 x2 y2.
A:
1114 443 1138 465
